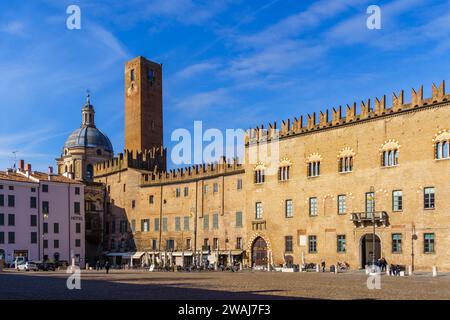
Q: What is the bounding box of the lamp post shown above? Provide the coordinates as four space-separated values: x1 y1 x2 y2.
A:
411 224 416 272
369 186 376 269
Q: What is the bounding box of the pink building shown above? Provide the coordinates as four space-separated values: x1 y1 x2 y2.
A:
0 161 85 267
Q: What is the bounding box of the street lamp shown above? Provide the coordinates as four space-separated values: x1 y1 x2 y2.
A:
369 186 376 269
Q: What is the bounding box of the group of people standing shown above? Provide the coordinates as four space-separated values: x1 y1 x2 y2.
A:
95 260 111 273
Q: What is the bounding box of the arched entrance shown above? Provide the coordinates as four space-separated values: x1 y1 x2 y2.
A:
251 237 268 267
360 234 381 268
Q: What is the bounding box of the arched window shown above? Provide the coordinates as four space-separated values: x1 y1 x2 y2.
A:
253 163 265 184
380 140 400 167
434 130 450 160
389 150 394 166
436 142 442 159
338 148 355 173
279 166 290 181
306 153 322 177
278 159 292 181
444 141 449 158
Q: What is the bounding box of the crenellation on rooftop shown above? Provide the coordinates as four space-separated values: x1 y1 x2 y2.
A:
140 156 243 186
94 146 166 177
245 81 448 145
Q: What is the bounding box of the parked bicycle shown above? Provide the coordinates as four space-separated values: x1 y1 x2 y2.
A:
337 261 350 271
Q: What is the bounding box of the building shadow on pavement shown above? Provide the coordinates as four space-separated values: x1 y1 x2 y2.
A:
0 272 314 300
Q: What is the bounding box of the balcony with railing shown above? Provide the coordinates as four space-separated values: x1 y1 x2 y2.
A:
350 211 388 227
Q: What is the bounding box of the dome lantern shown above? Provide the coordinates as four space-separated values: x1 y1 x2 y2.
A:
82 90 95 128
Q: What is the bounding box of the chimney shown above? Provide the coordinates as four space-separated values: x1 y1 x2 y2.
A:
25 163 32 173
19 160 25 172
48 166 53 175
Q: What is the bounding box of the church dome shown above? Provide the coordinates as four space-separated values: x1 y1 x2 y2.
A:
64 126 113 153
63 93 114 153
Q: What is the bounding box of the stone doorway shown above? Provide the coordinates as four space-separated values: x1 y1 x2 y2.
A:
360 234 381 268
251 237 268 268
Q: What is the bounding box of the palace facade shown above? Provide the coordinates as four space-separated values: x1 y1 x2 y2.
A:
66 56 449 271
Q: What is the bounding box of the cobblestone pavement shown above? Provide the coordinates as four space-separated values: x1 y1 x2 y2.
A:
0 269 449 300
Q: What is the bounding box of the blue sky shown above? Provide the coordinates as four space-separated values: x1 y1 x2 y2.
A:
1 0 450 171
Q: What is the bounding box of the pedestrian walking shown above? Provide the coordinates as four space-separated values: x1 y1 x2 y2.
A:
96 260 100 271
321 260 326 272
380 257 387 272
105 261 110 274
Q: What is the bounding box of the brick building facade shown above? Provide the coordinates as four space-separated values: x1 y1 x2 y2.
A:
93 56 449 271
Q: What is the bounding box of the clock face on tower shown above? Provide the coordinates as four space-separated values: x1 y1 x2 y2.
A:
127 81 137 96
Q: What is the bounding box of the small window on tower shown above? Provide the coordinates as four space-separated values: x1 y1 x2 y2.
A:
148 68 154 80
130 69 135 81
148 68 155 86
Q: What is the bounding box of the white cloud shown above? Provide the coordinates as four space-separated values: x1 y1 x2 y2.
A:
226 41 325 79
174 88 232 112
96 0 231 28
325 0 432 48
0 127 68 170
174 61 221 79
238 0 370 48
0 21 26 36
90 24 130 60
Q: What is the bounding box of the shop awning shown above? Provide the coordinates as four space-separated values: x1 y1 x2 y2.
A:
172 251 193 257
217 250 244 255
106 252 143 258
132 252 145 259
106 252 132 257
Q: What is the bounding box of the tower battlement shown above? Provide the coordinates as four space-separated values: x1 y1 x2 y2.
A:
140 156 243 185
245 81 448 144
94 147 166 177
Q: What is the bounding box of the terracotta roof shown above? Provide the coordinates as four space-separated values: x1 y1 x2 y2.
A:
29 171 84 184
0 171 37 183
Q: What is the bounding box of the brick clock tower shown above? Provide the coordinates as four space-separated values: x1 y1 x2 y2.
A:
124 56 163 152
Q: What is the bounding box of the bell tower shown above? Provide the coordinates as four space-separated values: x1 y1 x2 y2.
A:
124 56 163 153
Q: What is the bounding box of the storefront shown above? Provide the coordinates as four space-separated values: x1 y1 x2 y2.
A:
172 252 193 266
106 252 145 267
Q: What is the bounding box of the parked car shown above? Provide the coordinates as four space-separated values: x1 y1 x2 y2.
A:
55 260 69 269
17 261 38 271
37 262 56 271
14 257 27 269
